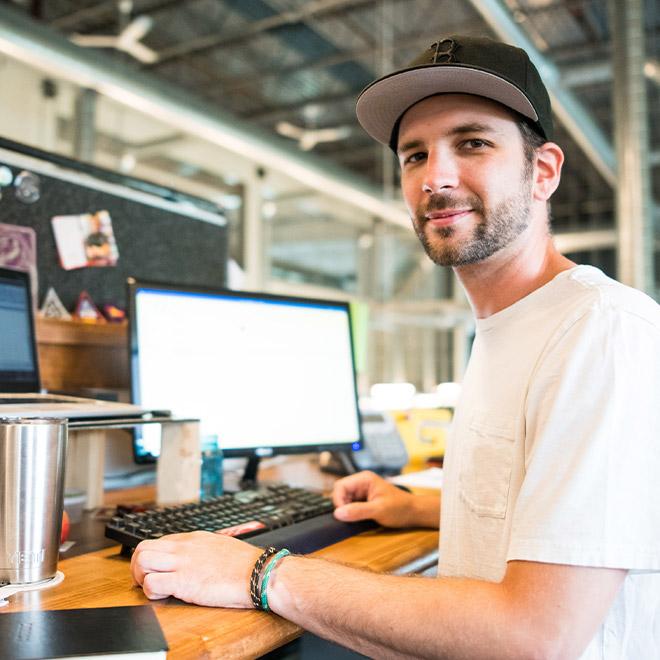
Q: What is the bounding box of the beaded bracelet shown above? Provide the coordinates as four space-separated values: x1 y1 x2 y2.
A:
260 549 291 612
249 546 278 609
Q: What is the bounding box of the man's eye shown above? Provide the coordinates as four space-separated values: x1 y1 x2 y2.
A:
462 139 488 149
404 152 426 165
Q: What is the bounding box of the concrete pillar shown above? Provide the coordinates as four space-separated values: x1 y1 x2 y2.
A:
73 87 97 162
242 169 266 290
379 0 396 200
421 328 436 392
356 220 377 299
609 0 653 292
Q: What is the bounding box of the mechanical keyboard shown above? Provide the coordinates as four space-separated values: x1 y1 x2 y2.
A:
105 483 379 555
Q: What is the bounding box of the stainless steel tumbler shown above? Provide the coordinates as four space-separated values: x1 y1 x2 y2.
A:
0 418 67 585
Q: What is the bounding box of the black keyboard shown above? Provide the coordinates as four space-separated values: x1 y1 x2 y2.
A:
105 483 378 555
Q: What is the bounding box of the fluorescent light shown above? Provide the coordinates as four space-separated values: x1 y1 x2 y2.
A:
369 383 416 410
435 382 461 408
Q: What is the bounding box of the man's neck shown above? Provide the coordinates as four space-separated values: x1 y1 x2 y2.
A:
454 224 576 319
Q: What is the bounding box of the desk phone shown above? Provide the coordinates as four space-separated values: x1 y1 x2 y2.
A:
352 411 408 474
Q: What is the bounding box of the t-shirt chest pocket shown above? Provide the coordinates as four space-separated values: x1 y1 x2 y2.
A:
459 413 517 519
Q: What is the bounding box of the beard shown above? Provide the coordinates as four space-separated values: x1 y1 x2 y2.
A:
412 167 533 267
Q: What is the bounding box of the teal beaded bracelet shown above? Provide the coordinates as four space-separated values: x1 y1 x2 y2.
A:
260 549 291 612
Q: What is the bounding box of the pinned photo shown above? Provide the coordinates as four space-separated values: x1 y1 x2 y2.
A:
51 210 119 270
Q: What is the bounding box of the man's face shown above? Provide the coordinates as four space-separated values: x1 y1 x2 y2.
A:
397 94 534 267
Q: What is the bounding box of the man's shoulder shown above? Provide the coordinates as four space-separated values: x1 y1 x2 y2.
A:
564 266 660 328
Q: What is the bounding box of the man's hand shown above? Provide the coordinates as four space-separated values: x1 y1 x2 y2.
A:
332 470 440 529
130 531 262 608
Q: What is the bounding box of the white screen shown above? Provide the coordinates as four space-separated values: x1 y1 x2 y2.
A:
133 288 361 456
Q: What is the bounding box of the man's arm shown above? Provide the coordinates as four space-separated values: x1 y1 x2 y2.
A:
268 556 625 659
132 532 625 659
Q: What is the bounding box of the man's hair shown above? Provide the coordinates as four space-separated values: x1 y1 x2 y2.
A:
517 120 554 225
518 119 546 165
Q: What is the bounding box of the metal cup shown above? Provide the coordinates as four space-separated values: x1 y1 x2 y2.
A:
0 418 67 585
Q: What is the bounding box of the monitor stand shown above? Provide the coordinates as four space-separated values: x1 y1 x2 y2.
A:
238 451 357 489
319 450 357 476
239 455 261 490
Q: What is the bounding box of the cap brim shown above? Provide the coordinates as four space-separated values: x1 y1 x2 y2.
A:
356 64 539 147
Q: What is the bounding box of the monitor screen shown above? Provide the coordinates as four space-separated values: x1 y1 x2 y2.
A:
0 268 39 392
129 281 363 461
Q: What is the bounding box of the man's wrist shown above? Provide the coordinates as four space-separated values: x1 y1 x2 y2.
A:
249 546 279 609
264 553 303 616
409 493 441 529
260 549 291 611
243 545 267 609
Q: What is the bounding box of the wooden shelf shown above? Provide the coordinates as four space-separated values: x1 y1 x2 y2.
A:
36 317 127 346
36 318 129 391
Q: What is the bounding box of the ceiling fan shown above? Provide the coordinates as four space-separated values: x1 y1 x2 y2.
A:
276 121 351 151
70 15 159 64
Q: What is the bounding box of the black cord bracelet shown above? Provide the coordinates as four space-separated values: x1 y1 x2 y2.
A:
249 546 278 609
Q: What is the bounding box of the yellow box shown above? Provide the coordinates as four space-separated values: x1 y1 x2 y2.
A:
391 408 453 472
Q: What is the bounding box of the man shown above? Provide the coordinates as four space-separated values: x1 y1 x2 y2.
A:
131 36 660 658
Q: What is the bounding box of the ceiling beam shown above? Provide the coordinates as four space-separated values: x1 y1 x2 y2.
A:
561 58 660 88
51 0 188 31
242 89 359 123
151 0 376 67
218 25 476 93
50 1 116 30
553 228 617 254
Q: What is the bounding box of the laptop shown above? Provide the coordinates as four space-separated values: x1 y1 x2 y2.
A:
0 267 148 420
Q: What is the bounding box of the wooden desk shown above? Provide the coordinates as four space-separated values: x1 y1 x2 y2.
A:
3 455 440 657
2 528 439 659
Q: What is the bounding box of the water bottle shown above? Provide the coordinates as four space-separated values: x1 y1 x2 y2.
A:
200 435 223 500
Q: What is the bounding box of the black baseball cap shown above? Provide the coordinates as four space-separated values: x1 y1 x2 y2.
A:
356 35 553 150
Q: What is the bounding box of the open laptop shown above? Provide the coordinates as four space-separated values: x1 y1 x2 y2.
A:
0 267 148 420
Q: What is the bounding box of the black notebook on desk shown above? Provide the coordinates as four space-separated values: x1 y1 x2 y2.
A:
0 605 168 659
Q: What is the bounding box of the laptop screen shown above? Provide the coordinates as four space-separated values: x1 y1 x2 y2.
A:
0 268 40 392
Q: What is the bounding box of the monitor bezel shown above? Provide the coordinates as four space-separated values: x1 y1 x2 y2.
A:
0 267 41 393
127 277 364 464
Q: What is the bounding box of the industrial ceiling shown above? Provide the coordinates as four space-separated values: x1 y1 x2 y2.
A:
2 0 659 243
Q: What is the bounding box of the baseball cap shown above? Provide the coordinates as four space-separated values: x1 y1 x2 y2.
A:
356 35 553 150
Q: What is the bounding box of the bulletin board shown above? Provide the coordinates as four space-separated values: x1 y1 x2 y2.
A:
0 138 227 311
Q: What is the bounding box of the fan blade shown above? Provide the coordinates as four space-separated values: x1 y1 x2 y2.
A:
275 121 304 140
299 134 318 151
123 40 159 64
300 126 351 149
118 15 153 47
70 34 118 48
311 126 351 142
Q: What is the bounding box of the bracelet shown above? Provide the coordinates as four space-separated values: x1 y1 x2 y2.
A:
249 546 278 609
259 549 291 612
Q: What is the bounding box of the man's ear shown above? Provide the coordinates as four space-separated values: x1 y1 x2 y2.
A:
533 142 564 202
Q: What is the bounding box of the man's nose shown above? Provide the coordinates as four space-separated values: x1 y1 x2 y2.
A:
422 152 459 193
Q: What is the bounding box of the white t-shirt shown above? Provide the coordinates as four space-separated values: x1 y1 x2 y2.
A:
439 266 660 659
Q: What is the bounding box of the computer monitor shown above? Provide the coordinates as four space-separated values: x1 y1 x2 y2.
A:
129 279 363 484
